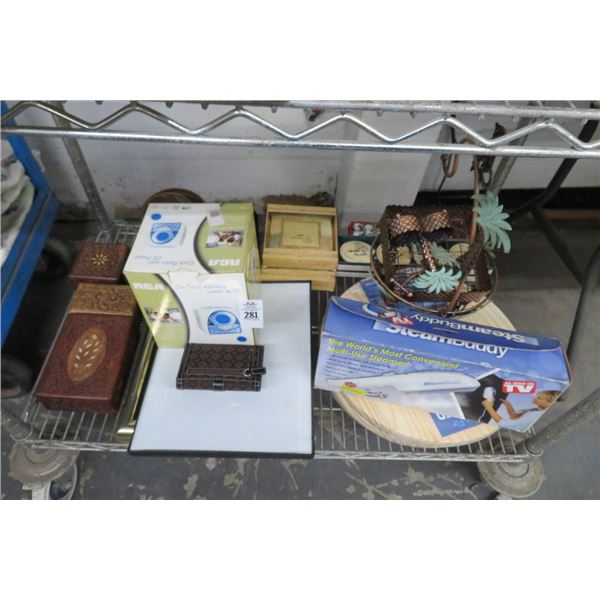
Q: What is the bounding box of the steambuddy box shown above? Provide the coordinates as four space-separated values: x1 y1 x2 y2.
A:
315 297 571 434
124 202 260 348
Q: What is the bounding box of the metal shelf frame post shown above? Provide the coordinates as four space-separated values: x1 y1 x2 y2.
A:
524 245 600 455
507 113 599 285
516 245 600 456
47 101 112 231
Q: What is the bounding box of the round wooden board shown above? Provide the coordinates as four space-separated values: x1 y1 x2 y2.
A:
332 281 515 448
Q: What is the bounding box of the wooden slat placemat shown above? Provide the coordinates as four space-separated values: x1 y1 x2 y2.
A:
332 282 515 448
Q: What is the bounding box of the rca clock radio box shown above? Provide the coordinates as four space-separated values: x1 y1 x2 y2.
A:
315 297 571 433
124 202 260 348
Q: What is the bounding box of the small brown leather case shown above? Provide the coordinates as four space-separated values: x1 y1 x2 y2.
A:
176 344 266 392
34 284 139 413
69 241 129 286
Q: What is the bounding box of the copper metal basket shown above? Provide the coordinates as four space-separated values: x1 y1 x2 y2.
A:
370 205 498 316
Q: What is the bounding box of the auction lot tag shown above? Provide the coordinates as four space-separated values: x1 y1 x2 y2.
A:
240 299 264 328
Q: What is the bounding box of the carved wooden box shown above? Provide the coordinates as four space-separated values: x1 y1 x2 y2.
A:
69 241 129 286
176 343 266 391
34 284 139 413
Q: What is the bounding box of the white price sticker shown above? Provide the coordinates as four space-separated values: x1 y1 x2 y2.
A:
206 206 225 226
239 299 264 328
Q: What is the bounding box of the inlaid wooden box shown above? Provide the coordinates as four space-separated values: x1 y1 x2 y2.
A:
69 241 129 286
34 284 139 413
262 204 338 271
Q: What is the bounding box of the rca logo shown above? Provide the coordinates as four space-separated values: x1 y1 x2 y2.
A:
502 380 537 394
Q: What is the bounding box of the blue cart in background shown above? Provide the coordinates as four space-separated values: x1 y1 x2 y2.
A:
1 101 68 394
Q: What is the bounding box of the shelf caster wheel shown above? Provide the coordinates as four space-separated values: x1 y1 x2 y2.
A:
23 463 78 500
478 457 545 499
34 237 71 280
476 431 545 499
9 444 79 500
1 354 33 399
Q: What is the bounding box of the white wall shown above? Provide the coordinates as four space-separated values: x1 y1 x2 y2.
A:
419 113 600 192
11 101 599 224
335 111 440 226
13 101 345 218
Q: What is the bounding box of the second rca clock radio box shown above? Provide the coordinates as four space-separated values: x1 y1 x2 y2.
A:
315 296 571 433
124 202 260 348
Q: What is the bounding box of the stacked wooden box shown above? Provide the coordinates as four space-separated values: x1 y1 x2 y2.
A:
260 204 338 292
34 242 139 414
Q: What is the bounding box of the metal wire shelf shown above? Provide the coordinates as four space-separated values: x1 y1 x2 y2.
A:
2 100 600 159
17 226 145 452
15 225 532 462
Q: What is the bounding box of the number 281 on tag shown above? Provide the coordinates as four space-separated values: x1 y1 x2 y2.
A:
239 300 264 328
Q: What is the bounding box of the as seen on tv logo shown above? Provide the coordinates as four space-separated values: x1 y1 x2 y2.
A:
502 380 537 394
392 316 414 326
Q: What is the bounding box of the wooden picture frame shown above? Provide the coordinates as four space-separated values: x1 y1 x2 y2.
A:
263 204 338 271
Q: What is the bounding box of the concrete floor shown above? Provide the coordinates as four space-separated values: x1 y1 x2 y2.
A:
1 222 599 500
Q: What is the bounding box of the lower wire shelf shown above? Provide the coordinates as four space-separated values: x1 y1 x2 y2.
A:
16 226 532 462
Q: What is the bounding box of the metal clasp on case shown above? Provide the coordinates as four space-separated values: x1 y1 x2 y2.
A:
243 367 267 378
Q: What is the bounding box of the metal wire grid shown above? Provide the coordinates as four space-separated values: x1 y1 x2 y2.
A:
17 321 154 451
19 389 134 452
3 100 600 159
18 319 154 453
17 225 530 461
95 224 140 246
17 226 143 452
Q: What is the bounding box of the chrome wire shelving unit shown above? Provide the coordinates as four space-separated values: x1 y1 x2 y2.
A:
2 100 599 497
12 225 532 462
